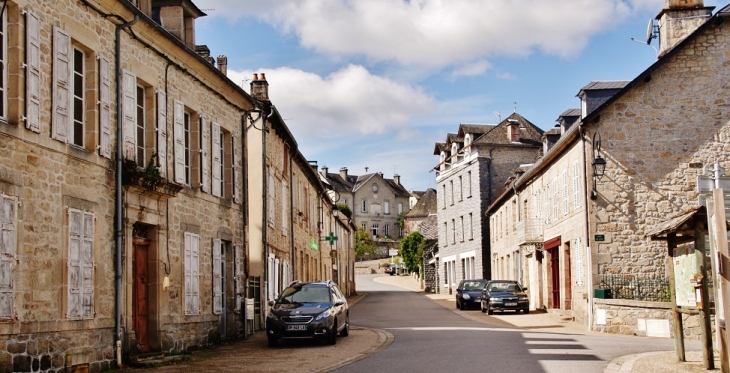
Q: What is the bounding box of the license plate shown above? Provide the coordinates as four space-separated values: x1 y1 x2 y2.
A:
286 324 307 331
505 302 517 306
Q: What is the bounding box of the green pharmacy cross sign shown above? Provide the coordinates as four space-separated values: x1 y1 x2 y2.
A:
325 232 338 245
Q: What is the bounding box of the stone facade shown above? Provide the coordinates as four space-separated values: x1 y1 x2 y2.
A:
593 299 708 341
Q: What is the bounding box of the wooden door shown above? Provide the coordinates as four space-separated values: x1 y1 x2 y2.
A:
548 247 560 309
133 239 150 352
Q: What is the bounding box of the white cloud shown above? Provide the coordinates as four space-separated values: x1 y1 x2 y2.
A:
228 65 433 141
196 0 653 67
451 60 491 78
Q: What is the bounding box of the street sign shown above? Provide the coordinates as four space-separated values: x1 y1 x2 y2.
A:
389 249 398 256
697 175 730 194
595 234 605 242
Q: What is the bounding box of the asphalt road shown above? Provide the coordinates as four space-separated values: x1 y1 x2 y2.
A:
338 274 695 373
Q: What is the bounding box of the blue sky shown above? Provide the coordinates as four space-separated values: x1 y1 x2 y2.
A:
193 0 724 192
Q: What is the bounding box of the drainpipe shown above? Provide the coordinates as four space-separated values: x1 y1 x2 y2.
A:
114 14 138 367
261 105 273 327
288 150 295 285
579 124 594 331
513 183 523 284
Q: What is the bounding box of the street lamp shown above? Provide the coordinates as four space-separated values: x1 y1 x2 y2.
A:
591 132 606 200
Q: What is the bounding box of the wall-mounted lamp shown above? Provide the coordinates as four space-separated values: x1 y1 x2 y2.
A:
163 276 170 290
332 206 339 218
591 132 606 200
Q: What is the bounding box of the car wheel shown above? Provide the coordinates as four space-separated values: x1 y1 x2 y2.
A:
523 308 530 314
455 301 459 309
267 336 278 347
459 301 465 310
487 306 493 315
327 320 338 345
481 305 486 313
340 315 350 337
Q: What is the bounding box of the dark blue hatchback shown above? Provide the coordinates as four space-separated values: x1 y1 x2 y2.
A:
455 279 487 310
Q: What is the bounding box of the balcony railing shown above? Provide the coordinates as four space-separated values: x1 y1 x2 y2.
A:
516 219 542 245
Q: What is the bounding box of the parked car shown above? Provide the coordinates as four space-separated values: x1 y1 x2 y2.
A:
383 263 404 276
480 280 529 314
265 280 349 347
455 279 488 310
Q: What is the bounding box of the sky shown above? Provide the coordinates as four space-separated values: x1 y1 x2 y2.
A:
193 0 725 192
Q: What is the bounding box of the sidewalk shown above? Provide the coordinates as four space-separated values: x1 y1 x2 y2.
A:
374 274 721 373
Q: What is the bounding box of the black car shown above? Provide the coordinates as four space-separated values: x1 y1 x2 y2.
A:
480 280 529 314
266 280 349 347
455 279 487 310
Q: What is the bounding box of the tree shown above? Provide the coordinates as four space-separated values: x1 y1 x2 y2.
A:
335 202 352 219
355 227 377 259
399 231 423 272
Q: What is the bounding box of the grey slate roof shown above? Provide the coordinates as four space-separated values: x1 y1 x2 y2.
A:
559 108 581 118
418 214 439 241
323 171 409 197
457 124 496 137
472 112 543 146
406 188 437 218
577 81 630 96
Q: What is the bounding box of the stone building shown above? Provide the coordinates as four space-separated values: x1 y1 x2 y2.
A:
403 188 436 235
320 168 411 257
432 113 543 294
0 1 352 371
487 0 726 340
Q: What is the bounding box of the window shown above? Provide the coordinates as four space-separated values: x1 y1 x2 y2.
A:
467 171 472 197
283 144 289 176
184 112 191 184
384 224 390 238
443 222 448 246
173 100 191 185
268 166 276 227
361 200 366 213
469 213 473 240
26 11 41 133
362 222 366 230
212 122 223 197
451 219 456 244
460 216 464 242
212 239 223 315
282 181 288 235
135 85 145 165
442 185 446 208
562 170 569 215
384 201 390 215
371 224 379 237
398 203 403 215
552 178 558 220
0 195 17 319
155 91 167 174
450 180 454 205
199 117 208 191
184 232 200 315
573 161 581 209
458 176 463 201
67 208 94 319
399 225 403 238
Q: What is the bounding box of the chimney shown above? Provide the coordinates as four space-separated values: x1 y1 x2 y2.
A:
507 119 520 142
217 55 227 76
320 166 329 177
153 2 206 49
656 0 713 57
250 73 270 102
195 45 215 65
339 167 348 180
393 174 401 186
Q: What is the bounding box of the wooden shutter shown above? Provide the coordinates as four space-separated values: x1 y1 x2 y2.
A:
562 170 568 215
173 100 185 184
234 244 244 313
52 27 71 142
233 135 241 203
184 232 200 314
211 122 221 197
212 239 222 315
281 181 287 235
156 91 167 177
274 257 280 298
99 57 111 158
0 196 16 319
267 255 275 300
25 11 41 133
573 161 580 209
200 117 210 192
68 208 93 318
122 70 136 160
268 167 275 226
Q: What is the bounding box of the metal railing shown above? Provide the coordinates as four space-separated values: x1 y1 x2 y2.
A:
599 273 671 302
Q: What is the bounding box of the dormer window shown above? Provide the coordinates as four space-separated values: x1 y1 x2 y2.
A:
464 134 472 154
151 0 206 49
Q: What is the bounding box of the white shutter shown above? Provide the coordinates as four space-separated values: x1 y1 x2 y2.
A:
99 57 111 158
173 100 185 184
156 91 167 177
52 27 71 142
211 122 221 197
81 212 94 317
212 239 222 315
200 117 210 192
234 244 244 313
268 167 275 227
562 170 569 215
267 255 275 301
67 208 93 318
25 11 41 133
274 257 280 298
184 232 200 314
0 196 17 319
122 69 136 160
233 135 241 203
573 161 580 209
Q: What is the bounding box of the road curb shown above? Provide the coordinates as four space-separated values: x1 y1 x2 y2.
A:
603 351 664 373
317 326 395 373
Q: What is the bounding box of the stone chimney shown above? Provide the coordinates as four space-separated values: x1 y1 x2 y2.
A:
217 55 227 76
656 0 713 57
339 167 348 180
320 166 329 177
507 119 520 142
393 174 401 185
194 45 214 65
153 1 206 49
250 73 270 102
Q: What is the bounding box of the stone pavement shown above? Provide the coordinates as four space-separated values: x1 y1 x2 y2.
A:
375 273 722 373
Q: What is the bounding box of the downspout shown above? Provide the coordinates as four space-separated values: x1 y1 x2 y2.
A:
261 105 273 327
513 183 522 284
114 14 138 367
483 149 494 280
579 124 594 331
289 150 295 284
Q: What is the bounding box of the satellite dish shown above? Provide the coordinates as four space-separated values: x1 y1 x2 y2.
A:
646 19 656 45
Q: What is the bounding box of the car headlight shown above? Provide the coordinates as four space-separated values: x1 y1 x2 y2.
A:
490 298 502 302
519 296 528 301
462 294 471 300
266 312 278 321
315 308 332 321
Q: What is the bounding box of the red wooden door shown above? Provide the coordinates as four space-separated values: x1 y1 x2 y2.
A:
133 240 150 352
548 247 560 309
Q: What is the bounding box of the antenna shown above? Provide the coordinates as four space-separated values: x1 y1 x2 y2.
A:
645 19 657 45
513 102 517 113
493 111 501 122
630 37 658 58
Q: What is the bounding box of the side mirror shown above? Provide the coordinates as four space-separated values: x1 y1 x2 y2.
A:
334 299 346 306
268 300 275 307
523 287 528 291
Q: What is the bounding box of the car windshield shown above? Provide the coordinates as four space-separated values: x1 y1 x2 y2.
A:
277 285 331 304
488 282 521 292
461 280 487 291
